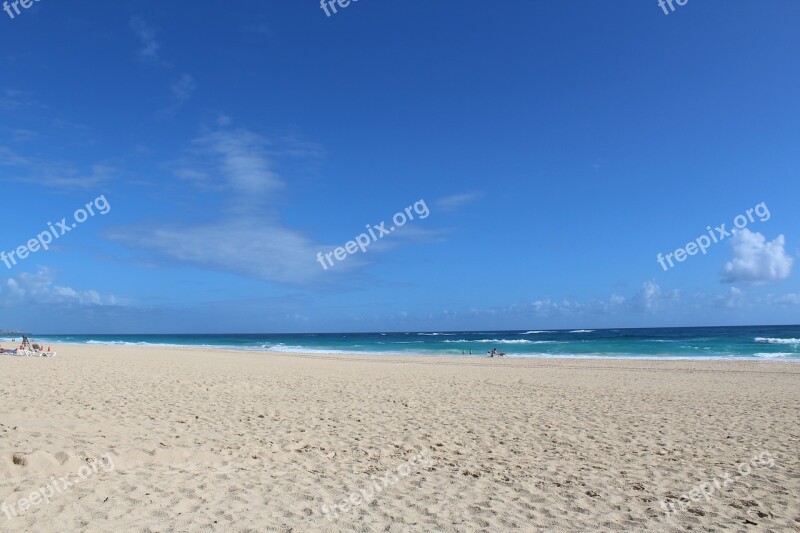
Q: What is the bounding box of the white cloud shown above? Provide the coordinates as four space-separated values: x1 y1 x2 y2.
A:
466 281 681 320
435 193 480 212
0 89 34 111
712 286 744 309
2 147 117 188
109 127 359 284
35 163 117 189
171 128 285 196
627 280 680 312
0 146 30 166
11 129 37 142
0 268 118 307
109 125 442 285
722 229 793 284
173 167 211 183
130 17 161 63
197 129 284 199
108 217 358 285
171 74 195 104
764 292 800 306
36 164 114 189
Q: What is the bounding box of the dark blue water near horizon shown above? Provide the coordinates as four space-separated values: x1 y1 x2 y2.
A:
10 325 800 360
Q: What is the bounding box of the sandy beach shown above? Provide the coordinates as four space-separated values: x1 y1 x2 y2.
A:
1 345 799 532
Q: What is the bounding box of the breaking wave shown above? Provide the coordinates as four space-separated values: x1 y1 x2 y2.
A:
754 337 800 345
443 339 559 345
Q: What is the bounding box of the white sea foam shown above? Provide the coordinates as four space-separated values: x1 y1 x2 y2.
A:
754 337 800 345
87 340 157 346
754 352 796 358
523 330 554 334
85 340 226 349
265 344 353 354
443 339 559 345
570 330 595 333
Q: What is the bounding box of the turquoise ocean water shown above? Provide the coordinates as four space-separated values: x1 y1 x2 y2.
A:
7 325 800 360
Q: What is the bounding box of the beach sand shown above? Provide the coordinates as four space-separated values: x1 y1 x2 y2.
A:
1 345 798 532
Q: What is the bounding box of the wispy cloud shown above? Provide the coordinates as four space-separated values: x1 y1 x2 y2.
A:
766 292 800 305
108 124 445 285
722 229 793 285
0 146 31 166
38 163 117 189
0 267 119 307
0 89 33 111
625 280 681 312
11 129 37 142
197 128 284 200
436 192 480 213
592 158 606 172
527 283 677 316
242 19 273 44
108 217 349 285
454 281 800 324
462 281 681 320
130 17 162 63
171 74 195 104
109 125 365 285
7 158 117 189
1 144 117 189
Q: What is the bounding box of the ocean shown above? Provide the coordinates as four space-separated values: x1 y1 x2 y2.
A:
7 325 800 360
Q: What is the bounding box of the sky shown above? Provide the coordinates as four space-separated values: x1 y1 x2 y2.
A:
0 0 798 334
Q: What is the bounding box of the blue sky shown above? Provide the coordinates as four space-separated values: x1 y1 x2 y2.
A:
1 0 798 333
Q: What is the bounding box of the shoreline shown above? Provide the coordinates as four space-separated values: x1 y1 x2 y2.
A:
17 342 800 363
